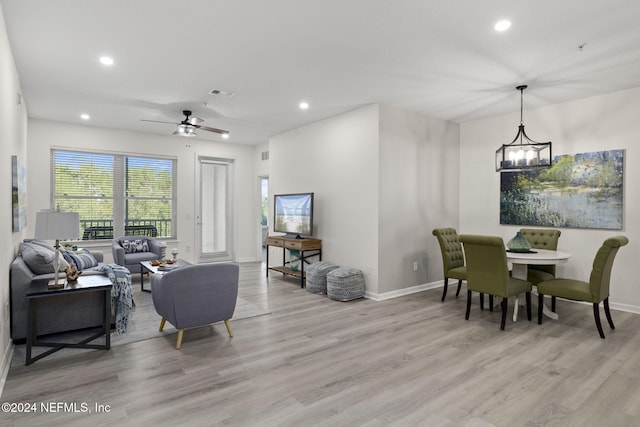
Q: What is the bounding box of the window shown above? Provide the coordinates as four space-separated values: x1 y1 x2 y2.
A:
51 149 176 240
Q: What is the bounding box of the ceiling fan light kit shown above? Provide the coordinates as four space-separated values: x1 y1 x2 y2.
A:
495 85 552 172
174 124 197 137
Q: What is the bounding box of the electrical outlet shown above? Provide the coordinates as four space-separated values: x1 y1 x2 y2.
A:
413 261 418 271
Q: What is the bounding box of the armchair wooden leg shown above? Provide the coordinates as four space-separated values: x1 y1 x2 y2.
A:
500 298 508 330
455 280 462 297
603 297 615 330
537 294 544 324
159 317 166 332
489 295 494 312
593 303 606 339
224 320 234 337
465 290 472 320
176 329 184 349
480 293 485 310
551 296 557 312
441 277 449 302
526 292 532 321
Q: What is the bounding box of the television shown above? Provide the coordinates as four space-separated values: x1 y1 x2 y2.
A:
273 192 314 238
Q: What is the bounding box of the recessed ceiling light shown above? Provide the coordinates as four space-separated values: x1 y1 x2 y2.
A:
494 20 511 32
222 133 230 139
99 56 114 66
299 101 309 110
80 113 90 120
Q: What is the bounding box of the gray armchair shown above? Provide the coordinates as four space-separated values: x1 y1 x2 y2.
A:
112 235 163 274
151 263 239 349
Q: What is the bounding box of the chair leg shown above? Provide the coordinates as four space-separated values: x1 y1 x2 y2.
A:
480 293 485 310
489 295 494 312
604 297 615 330
441 277 449 302
176 329 184 349
224 319 234 337
159 317 166 332
455 280 462 297
526 292 532 321
537 294 544 324
500 298 508 330
593 303 606 339
465 290 472 320
551 296 557 313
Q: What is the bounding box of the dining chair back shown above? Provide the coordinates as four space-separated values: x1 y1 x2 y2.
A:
459 234 532 330
519 228 561 284
432 228 466 302
536 236 628 338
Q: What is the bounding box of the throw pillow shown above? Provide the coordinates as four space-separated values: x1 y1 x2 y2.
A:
25 239 70 271
19 241 69 274
64 248 99 270
121 239 149 254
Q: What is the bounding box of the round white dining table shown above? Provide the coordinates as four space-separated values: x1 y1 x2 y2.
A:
506 249 571 321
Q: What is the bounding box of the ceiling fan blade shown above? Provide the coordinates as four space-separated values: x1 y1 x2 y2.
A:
141 119 179 125
194 124 230 135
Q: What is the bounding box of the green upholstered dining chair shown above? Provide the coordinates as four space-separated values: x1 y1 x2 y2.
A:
432 228 467 302
537 236 628 339
519 228 562 283
459 234 532 330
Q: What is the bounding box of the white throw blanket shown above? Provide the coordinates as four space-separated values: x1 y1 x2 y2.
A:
96 264 135 334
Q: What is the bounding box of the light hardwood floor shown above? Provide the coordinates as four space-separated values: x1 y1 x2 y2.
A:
3 262 640 426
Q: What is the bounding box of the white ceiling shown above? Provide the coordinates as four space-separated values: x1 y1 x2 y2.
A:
3 0 640 145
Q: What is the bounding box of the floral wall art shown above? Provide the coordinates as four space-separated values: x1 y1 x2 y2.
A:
500 149 624 229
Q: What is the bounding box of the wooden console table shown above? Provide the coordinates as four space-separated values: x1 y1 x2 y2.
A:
266 236 322 288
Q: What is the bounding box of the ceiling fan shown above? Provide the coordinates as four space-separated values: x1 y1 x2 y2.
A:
141 110 229 138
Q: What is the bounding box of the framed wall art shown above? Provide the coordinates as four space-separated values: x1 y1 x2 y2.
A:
500 149 623 229
12 155 27 232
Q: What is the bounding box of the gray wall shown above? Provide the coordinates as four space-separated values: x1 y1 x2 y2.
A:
1 3 29 392
269 103 460 299
460 87 640 313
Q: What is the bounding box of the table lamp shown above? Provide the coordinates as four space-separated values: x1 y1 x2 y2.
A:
35 209 80 288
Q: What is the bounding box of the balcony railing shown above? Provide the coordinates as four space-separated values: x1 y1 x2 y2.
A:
80 219 172 240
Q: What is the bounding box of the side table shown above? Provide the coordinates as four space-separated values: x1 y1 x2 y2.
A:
26 274 113 365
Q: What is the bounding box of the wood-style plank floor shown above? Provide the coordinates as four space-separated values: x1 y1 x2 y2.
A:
3 261 640 426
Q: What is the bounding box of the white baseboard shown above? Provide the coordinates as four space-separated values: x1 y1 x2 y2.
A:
365 280 444 301
364 281 640 315
0 340 15 398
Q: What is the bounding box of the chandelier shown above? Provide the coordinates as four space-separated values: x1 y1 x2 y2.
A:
495 85 552 172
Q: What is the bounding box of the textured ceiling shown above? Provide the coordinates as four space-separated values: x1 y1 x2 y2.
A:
3 0 640 144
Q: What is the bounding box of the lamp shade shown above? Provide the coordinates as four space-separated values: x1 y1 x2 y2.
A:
34 211 80 240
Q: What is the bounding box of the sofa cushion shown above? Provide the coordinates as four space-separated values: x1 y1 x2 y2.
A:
64 248 99 270
24 239 70 270
19 242 69 274
120 239 149 254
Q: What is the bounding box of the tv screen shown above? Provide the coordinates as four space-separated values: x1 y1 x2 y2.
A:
273 193 314 237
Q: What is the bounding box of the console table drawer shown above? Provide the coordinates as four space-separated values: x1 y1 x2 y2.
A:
284 240 304 249
267 237 284 246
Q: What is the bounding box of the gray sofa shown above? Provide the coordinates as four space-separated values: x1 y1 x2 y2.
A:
10 241 109 342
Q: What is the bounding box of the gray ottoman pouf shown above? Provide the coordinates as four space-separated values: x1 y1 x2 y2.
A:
306 261 339 294
327 267 365 301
